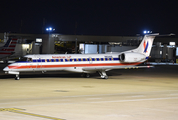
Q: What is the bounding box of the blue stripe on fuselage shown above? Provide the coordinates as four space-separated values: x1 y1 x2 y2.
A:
14 57 120 63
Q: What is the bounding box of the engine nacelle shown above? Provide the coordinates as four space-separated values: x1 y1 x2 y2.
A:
119 52 146 63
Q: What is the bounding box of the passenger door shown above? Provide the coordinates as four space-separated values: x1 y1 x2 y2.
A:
35 55 42 69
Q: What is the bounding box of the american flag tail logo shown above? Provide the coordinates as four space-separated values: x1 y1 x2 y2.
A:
143 41 149 53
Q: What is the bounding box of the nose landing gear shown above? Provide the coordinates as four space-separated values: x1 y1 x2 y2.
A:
15 74 20 80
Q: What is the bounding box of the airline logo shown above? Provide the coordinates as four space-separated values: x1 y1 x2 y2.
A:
143 40 148 53
0 38 17 55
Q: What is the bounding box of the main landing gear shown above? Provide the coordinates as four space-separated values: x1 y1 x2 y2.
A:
15 74 20 80
82 71 108 79
98 71 108 79
83 73 90 78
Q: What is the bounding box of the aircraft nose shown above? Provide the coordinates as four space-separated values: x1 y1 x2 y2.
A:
3 66 9 71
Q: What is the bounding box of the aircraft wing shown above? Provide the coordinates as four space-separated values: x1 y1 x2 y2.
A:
82 65 154 72
147 62 178 65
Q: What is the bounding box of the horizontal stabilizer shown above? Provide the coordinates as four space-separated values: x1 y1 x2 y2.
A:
147 33 175 37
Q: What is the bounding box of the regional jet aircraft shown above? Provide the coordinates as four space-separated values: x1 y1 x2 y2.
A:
0 38 17 63
3 33 171 80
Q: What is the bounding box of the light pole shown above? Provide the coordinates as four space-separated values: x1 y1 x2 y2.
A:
46 27 55 54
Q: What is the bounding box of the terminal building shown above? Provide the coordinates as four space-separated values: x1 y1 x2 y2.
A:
0 32 178 63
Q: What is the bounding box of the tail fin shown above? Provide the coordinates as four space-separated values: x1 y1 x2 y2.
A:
0 38 17 55
134 33 159 57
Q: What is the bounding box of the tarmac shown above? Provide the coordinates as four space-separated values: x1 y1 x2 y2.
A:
0 63 178 120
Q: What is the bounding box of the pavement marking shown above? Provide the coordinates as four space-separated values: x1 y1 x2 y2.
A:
0 108 64 120
86 98 102 100
61 90 178 98
0 108 24 111
131 95 145 97
169 93 178 96
89 97 178 103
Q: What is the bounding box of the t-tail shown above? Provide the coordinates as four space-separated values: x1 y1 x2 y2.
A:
120 33 161 63
133 33 159 57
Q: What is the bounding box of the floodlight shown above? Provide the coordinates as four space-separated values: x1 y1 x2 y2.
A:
46 27 55 31
143 30 151 34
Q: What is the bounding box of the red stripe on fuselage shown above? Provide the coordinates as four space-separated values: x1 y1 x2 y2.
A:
8 62 141 69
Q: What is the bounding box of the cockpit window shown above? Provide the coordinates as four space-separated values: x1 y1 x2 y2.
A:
17 57 32 62
19 57 27 61
27 58 32 62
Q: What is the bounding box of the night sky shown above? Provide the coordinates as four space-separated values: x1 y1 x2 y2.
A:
1 0 178 36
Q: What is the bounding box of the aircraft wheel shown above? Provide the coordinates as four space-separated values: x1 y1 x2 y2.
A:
15 75 20 80
84 73 90 78
104 76 108 79
15 77 20 80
